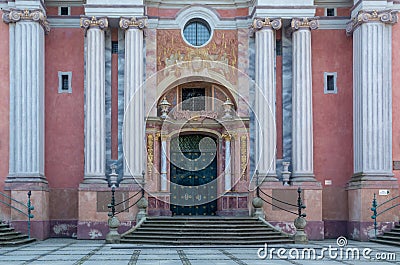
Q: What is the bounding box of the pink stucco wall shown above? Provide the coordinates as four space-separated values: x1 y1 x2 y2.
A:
0 11 10 193
45 28 85 220
392 23 400 187
312 30 353 221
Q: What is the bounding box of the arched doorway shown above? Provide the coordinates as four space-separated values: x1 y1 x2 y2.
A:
170 134 218 216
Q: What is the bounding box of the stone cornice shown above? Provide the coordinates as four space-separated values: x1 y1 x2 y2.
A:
291 18 319 31
251 18 282 32
80 16 108 35
346 10 398 35
119 17 147 30
2 8 50 34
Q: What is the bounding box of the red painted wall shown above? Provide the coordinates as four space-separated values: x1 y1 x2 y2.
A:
392 23 400 187
45 28 85 220
0 11 9 193
312 30 353 221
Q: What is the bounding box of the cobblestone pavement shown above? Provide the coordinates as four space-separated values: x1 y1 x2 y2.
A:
0 239 399 265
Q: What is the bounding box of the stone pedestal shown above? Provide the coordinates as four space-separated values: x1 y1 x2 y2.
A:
252 197 265 219
105 216 121 244
294 216 308 244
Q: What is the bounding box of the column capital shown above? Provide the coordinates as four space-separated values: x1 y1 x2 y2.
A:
291 17 319 31
119 17 147 30
2 8 50 34
80 16 108 34
252 18 282 32
222 133 232 141
346 10 398 35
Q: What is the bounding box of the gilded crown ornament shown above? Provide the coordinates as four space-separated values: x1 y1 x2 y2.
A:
252 18 282 31
346 10 398 35
2 9 50 34
291 18 319 31
80 16 108 35
119 17 147 30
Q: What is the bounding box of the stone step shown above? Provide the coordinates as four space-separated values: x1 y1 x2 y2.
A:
0 231 20 237
147 217 258 220
120 238 294 245
384 231 400 237
0 234 29 242
136 228 276 233
0 227 15 233
132 231 281 236
123 234 289 240
0 224 9 228
370 238 400 247
0 238 36 247
143 220 261 224
376 235 400 242
141 223 268 229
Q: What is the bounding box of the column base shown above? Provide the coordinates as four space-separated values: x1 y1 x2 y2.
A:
81 175 108 185
5 174 48 188
291 173 316 182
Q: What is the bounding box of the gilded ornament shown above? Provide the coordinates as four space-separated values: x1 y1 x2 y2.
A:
346 10 398 35
119 17 147 30
2 9 50 34
291 18 319 31
147 134 154 174
240 135 247 180
252 18 282 31
80 16 108 35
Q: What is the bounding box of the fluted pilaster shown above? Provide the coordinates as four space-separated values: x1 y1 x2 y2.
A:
3 9 49 184
120 17 146 182
160 136 168 191
223 134 232 191
252 18 281 181
291 18 318 182
81 16 108 183
349 10 397 180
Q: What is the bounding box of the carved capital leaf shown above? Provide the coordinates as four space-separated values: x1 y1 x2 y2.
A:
346 10 398 35
291 18 319 31
252 18 282 32
2 9 50 34
119 17 147 30
80 16 108 34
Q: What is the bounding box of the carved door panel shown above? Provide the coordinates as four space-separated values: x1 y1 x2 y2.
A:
170 135 217 216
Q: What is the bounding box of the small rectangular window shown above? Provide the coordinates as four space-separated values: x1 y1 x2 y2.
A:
112 41 118 54
181 88 206 111
62 75 69 90
324 72 338 94
326 8 336 17
59 6 70 16
276 39 282 56
58 71 72 94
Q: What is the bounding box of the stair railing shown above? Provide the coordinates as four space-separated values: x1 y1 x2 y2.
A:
0 191 34 238
255 171 306 218
371 193 400 238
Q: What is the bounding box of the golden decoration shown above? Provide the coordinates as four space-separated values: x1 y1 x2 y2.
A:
240 135 247 180
147 134 154 174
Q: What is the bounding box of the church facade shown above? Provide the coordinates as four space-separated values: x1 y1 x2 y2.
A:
0 0 399 241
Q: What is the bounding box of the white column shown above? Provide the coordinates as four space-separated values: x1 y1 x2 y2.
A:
223 134 232 191
291 18 318 182
2 9 50 184
160 137 168 191
347 10 397 180
120 17 146 182
252 18 281 181
81 17 108 183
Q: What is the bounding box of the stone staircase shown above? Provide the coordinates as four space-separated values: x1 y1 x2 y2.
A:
370 223 400 246
121 217 294 245
0 223 36 246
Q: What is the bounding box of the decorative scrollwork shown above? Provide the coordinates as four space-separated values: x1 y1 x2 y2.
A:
291 18 319 31
119 17 147 30
2 9 50 34
80 16 108 35
147 134 154 174
252 18 282 32
346 10 398 35
240 135 247 181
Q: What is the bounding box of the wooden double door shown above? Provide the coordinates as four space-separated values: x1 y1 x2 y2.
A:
170 134 217 216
